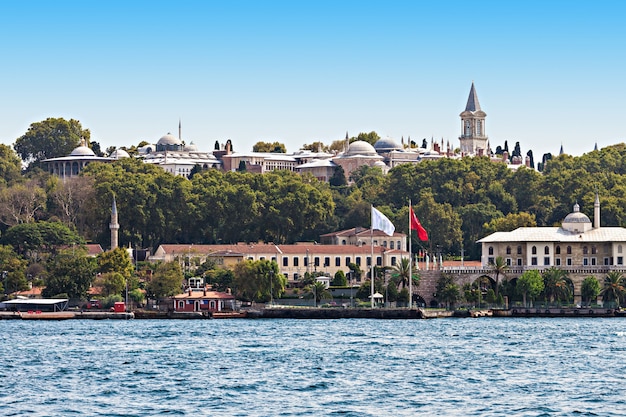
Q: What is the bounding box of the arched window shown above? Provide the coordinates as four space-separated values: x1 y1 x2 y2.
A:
567 246 572 255
583 246 588 255
506 246 511 255
591 246 597 254
544 246 550 255
532 246 537 255
517 246 522 255
488 247 494 255
556 246 561 255
619 245 623 254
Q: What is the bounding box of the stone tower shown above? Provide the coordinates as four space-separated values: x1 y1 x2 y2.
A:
110 196 119 250
459 82 488 155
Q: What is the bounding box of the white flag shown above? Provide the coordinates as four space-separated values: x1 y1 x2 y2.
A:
371 206 395 236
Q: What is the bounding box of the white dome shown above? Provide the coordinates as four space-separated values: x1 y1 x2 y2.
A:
184 142 198 152
347 140 377 156
157 133 182 146
70 145 96 157
110 149 130 159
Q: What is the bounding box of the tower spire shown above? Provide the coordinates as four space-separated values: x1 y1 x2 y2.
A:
465 81 481 112
110 196 119 250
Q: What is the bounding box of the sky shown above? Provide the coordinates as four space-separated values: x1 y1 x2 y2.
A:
1 1 624 160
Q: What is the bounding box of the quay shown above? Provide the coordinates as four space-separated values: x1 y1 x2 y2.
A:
0 311 134 320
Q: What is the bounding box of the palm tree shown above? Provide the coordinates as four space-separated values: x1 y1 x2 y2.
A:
601 271 625 308
541 267 571 305
308 281 331 307
488 256 509 298
391 258 411 289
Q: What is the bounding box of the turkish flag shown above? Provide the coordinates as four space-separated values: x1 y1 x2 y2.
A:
410 207 428 241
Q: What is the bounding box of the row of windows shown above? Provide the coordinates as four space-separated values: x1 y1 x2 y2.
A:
487 256 625 267
490 245 624 256
340 240 403 249
280 256 392 268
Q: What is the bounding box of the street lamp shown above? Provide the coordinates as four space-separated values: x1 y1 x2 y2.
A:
269 270 274 306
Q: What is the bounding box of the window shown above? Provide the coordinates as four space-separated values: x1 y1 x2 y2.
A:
583 258 589 266
391 256 397 266
488 257 494 265
282 257 289 267
324 257 330 267
335 257 341 267
517 258 522 266
294 257 299 267
356 257 361 266
506 246 511 255
517 246 522 255
345 257 351 266
342 239 347 245
304 257 308 267
544 257 550 266
591 257 597 266
373 240 378 246
294 273 299 280
367 257 371 266
583 246 588 255
377 256 382 266
567 246 572 255
544 246 550 255
531 257 538 265
618 256 623 265
382 241 387 248
619 245 623 254
604 257 610 266
390 241 395 249
556 246 561 255
532 246 537 255
506 258 512 266
488 247 494 255
567 258 572 266
397 241 401 249
591 246 597 255
555 258 561 266
314 257 320 267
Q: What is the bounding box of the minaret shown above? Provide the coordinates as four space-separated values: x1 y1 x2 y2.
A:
459 82 488 155
594 192 600 229
178 119 182 141
110 196 119 250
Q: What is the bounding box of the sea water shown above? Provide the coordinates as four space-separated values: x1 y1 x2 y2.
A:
1 318 625 416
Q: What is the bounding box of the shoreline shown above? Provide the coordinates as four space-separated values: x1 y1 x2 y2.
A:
1 307 623 320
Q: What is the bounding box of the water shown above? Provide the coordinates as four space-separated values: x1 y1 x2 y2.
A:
1 318 625 416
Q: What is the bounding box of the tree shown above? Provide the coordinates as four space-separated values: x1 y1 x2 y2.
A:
1 221 84 261
48 176 97 237
93 272 126 297
329 165 347 187
97 247 134 281
14 118 89 167
581 276 600 307
516 270 544 307
146 261 184 299
488 256 509 299
0 180 47 226
301 141 328 152
43 248 97 299
600 271 625 308
436 273 460 309
542 267 572 305
308 281 331 306
237 160 247 172
252 141 286 153
0 244 28 295
331 270 347 286
233 259 285 302
0 144 23 186
352 131 380 146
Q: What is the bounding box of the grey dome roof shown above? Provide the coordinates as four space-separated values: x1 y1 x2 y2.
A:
157 133 182 146
110 149 130 159
70 144 96 157
374 137 402 151
346 140 377 156
184 142 198 152
563 203 591 224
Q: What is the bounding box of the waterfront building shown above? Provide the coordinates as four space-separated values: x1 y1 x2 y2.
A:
172 287 235 313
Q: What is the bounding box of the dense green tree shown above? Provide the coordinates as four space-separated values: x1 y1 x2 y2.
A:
14 118 89 168
237 160 247 172
145 261 183 299
43 248 97 299
1 221 84 260
301 141 329 152
351 132 380 146
206 268 234 292
435 273 460 309
516 270 544 307
329 165 347 187
232 259 285 302
309 281 331 306
252 141 286 153
97 247 134 281
0 144 23 186
581 276 601 307
94 272 126 297
331 270 347 286
542 267 572 305
482 212 537 235
0 245 28 295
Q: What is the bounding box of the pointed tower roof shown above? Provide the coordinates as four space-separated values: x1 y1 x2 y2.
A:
465 82 481 112
559 144 564 155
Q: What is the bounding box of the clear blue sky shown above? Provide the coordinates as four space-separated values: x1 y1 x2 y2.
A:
1 0 624 160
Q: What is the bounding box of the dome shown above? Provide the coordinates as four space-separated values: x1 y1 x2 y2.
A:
563 203 591 224
70 144 96 157
157 133 182 146
374 160 387 167
374 137 402 152
346 140 377 156
184 142 198 152
110 149 130 159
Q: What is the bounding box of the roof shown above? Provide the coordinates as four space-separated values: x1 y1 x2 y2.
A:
464 82 481 112
3 298 69 305
477 226 626 243
154 243 407 257
173 290 234 300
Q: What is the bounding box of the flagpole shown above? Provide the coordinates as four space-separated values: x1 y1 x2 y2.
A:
409 200 412 309
370 205 374 309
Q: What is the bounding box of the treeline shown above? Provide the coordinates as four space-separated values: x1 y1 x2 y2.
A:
2 141 626 261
